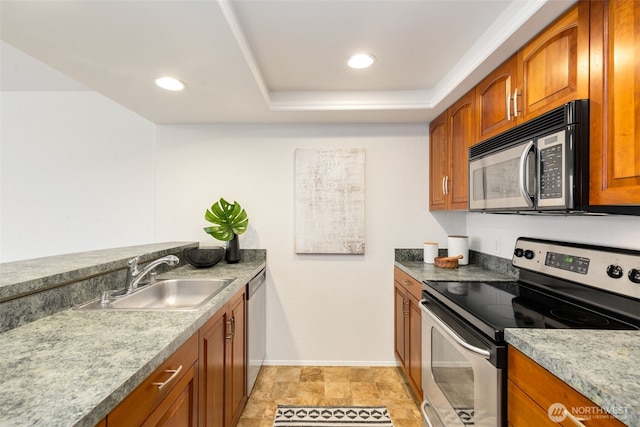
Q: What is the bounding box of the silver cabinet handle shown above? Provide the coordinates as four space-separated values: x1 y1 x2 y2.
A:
441 176 446 196
444 176 449 195
226 319 233 341
513 88 519 118
420 300 490 359
152 365 183 391
506 76 512 121
518 141 535 207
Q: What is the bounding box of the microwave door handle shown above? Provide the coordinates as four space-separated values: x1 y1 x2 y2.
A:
519 141 535 207
420 300 490 359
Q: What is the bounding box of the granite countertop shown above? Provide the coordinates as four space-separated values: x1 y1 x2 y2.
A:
506 329 640 426
395 260 517 283
0 242 197 301
0 258 266 427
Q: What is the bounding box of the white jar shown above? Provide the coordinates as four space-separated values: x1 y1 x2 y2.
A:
448 235 469 265
423 242 438 264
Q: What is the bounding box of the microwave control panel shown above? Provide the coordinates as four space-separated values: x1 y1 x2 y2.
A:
538 131 565 200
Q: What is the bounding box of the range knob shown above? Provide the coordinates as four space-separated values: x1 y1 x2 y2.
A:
514 248 524 258
629 268 640 284
607 264 624 279
524 250 535 260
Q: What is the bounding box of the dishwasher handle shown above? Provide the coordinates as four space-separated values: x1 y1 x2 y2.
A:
247 269 266 299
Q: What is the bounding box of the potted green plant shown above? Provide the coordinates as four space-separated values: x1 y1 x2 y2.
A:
204 198 248 263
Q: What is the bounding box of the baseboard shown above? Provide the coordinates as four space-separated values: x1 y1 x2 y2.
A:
263 360 401 367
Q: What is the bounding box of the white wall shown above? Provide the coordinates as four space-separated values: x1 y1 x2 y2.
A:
0 91 156 262
467 212 640 257
155 124 458 365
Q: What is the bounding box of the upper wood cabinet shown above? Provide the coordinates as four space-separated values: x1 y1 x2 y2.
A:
517 1 590 122
429 90 475 210
476 56 518 141
476 2 590 142
589 0 640 208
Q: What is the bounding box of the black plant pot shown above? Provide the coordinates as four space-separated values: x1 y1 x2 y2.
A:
225 234 240 264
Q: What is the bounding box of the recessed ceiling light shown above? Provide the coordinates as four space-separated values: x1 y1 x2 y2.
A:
347 53 375 69
155 77 185 91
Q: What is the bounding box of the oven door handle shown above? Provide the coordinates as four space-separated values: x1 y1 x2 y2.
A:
421 397 446 427
420 299 491 359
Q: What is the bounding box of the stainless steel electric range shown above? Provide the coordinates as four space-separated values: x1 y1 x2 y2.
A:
420 237 640 427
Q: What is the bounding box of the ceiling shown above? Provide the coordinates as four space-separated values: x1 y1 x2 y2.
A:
0 0 576 125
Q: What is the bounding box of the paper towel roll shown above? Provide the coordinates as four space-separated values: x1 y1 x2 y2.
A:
423 242 438 264
448 236 469 265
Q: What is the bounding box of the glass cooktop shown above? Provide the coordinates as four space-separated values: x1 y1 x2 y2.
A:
422 280 640 342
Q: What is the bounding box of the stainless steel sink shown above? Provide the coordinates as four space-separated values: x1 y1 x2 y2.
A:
77 278 235 310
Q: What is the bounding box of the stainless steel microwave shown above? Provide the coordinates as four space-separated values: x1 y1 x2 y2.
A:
469 100 589 213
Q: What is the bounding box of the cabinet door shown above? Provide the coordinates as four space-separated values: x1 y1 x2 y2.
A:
142 363 198 427
508 347 626 427
517 2 589 122
589 0 640 207
393 281 407 365
448 90 475 210
476 56 518 141
199 309 227 427
407 293 422 399
429 110 449 210
226 290 247 427
108 335 198 427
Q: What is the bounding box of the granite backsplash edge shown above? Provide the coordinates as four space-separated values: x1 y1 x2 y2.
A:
395 248 518 277
0 243 266 333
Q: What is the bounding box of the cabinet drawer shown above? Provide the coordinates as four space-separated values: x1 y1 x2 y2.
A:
394 267 423 301
508 347 625 426
108 334 198 426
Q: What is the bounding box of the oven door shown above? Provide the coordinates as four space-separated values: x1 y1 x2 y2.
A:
420 297 505 427
468 140 536 211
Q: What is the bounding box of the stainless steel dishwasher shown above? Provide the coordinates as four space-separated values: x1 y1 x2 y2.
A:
247 268 266 395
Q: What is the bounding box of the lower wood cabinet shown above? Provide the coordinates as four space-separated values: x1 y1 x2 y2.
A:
104 286 247 427
107 334 199 427
199 288 247 427
393 267 422 400
508 346 625 427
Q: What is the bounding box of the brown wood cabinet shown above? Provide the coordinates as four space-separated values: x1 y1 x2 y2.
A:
476 2 589 142
393 267 422 400
508 347 625 427
199 287 247 427
476 55 518 141
104 286 248 427
107 334 199 427
589 0 640 208
429 90 475 210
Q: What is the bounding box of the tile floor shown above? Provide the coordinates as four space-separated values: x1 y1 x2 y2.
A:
237 366 423 427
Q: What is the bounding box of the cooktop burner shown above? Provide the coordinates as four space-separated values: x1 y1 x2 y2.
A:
548 308 610 326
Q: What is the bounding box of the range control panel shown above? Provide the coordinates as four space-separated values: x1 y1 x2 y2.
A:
512 237 640 300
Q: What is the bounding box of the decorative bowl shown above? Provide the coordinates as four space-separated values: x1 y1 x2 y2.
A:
434 254 463 269
183 246 225 268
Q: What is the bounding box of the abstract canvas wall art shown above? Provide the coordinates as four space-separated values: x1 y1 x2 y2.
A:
294 148 365 254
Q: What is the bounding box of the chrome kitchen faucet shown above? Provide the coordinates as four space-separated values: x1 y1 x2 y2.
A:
124 254 179 294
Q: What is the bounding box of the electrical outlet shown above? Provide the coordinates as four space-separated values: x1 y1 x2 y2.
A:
493 238 501 255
